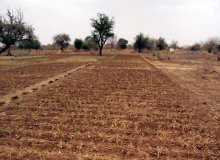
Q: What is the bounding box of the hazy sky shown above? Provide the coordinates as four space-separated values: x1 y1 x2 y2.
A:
0 0 219 45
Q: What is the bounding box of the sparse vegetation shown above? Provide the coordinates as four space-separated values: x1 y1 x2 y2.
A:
204 37 220 53
0 53 219 159
190 43 201 51
1 4 220 160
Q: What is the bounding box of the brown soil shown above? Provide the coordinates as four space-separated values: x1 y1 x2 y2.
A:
0 53 219 159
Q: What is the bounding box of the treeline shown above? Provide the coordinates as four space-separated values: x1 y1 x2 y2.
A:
189 38 220 53
1 9 220 59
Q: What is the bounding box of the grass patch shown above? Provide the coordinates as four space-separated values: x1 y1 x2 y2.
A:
0 56 51 70
56 55 106 63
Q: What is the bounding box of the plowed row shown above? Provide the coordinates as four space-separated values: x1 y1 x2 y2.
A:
0 62 88 97
0 54 219 159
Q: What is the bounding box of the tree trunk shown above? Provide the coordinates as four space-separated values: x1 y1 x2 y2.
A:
218 52 220 61
6 47 12 56
99 46 103 56
61 45 64 52
0 45 10 54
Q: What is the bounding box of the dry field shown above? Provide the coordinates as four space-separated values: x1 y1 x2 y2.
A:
0 51 219 159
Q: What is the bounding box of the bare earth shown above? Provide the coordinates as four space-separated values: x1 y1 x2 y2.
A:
0 52 219 159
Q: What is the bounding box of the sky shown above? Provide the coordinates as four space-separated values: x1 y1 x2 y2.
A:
0 0 219 46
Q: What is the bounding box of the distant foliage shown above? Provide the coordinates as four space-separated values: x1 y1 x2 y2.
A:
203 38 220 53
148 38 157 52
108 35 117 51
190 43 201 51
53 33 70 52
117 38 128 50
83 36 97 50
74 39 83 50
91 13 114 56
156 37 168 50
18 36 41 51
169 40 178 49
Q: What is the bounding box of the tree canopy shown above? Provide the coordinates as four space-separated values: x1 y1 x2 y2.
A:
91 13 114 56
0 9 34 55
134 33 147 53
156 37 168 50
74 38 83 50
82 36 97 50
117 38 128 50
53 33 70 52
18 36 41 51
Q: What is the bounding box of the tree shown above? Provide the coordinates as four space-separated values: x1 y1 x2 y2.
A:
74 39 83 50
156 37 168 50
148 38 157 53
0 9 34 55
212 45 220 61
190 43 201 51
91 13 114 56
32 39 41 51
134 33 147 53
117 38 128 50
53 33 70 52
217 45 220 61
203 37 220 53
83 36 97 50
18 40 32 51
18 36 41 51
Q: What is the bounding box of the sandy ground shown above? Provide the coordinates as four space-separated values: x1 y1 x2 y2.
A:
144 51 220 124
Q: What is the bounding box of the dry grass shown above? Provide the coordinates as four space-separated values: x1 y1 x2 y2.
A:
0 52 219 159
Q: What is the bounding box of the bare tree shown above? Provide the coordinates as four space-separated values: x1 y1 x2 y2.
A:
204 37 220 53
0 9 33 55
212 45 220 61
170 40 178 50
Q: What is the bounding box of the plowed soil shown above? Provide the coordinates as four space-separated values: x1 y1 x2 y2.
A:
0 53 104 97
0 53 219 159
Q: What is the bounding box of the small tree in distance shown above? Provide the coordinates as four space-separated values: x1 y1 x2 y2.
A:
190 43 201 51
117 38 128 50
91 13 114 56
156 37 168 50
74 39 83 50
134 33 147 53
53 33 70 52
83 36 97 50
170 40 178 50
18 36 41 51
204 37 220 53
